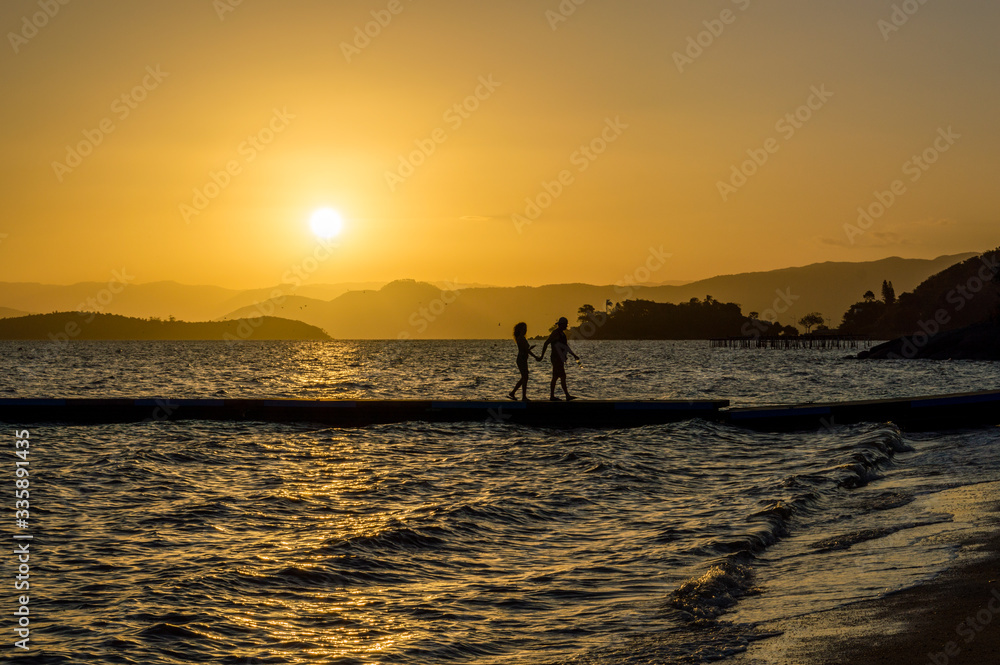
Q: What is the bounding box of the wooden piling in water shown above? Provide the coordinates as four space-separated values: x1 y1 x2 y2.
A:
710 335 873 350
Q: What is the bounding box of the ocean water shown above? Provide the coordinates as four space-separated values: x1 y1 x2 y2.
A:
2 340 999 664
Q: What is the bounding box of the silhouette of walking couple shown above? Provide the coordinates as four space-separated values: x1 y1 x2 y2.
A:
507 317 580 402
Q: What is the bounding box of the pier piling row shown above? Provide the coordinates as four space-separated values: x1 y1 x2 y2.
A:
710 335 873 350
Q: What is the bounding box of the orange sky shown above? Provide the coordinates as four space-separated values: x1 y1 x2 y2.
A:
1 0 997 289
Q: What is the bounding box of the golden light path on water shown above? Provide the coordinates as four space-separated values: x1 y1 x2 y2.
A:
202 434 414 662
263 431 404 658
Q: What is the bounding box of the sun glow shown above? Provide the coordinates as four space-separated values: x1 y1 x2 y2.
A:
309 208 344 240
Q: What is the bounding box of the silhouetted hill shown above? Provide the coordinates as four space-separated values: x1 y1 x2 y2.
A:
220 295 331 320
571 297 755 340
0 312 331 341
844 247 1000 359
0 307 30 319
220 255 974 338
841 249 1000 337
670 254 975 326
0 254 975 339
0 281 387 322
880 251 999 336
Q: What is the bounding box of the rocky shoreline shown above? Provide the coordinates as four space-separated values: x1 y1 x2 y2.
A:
857 320 1000 360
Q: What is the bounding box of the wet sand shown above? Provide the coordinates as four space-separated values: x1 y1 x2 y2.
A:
734 526 1000 665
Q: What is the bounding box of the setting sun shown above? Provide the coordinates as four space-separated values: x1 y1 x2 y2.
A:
309 208 343 240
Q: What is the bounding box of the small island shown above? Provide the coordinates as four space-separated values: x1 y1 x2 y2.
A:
0 312 331 341
561 296 800 340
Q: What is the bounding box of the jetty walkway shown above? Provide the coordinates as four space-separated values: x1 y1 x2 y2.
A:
2 390 998 432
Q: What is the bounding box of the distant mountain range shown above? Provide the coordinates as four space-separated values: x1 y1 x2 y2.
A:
0 307 30 319
223 254 976 338
0 282 386 321
0 253 977 338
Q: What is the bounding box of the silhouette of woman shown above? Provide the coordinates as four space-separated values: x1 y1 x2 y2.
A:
508 322 541 401
539 317 579 401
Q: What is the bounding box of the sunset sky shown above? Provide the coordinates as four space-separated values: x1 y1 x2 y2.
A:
2 0 997 289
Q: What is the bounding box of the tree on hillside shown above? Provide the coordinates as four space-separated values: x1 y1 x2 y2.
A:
577 304 596 324
863 290 876 303
882 280 896 305
781 324 800 337
574 296 746 339
840 299 887 335
798 312 824 333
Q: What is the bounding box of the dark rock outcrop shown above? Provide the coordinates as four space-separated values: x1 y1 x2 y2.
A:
857 320 1000 360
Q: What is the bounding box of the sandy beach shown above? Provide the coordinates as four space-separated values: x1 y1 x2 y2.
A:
734 486 1000 665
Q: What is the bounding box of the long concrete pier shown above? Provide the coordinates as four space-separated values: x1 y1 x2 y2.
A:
0 398 730 428
1 390 997 431
727 389 1000 432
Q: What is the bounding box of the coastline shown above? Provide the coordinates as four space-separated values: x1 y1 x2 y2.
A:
816 539 1000 665
732 488 1000 665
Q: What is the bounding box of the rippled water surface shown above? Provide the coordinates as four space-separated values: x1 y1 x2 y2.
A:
3 341 1000 663
3 339 998 403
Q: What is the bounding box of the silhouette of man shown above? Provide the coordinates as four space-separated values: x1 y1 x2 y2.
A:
539 317 579 401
